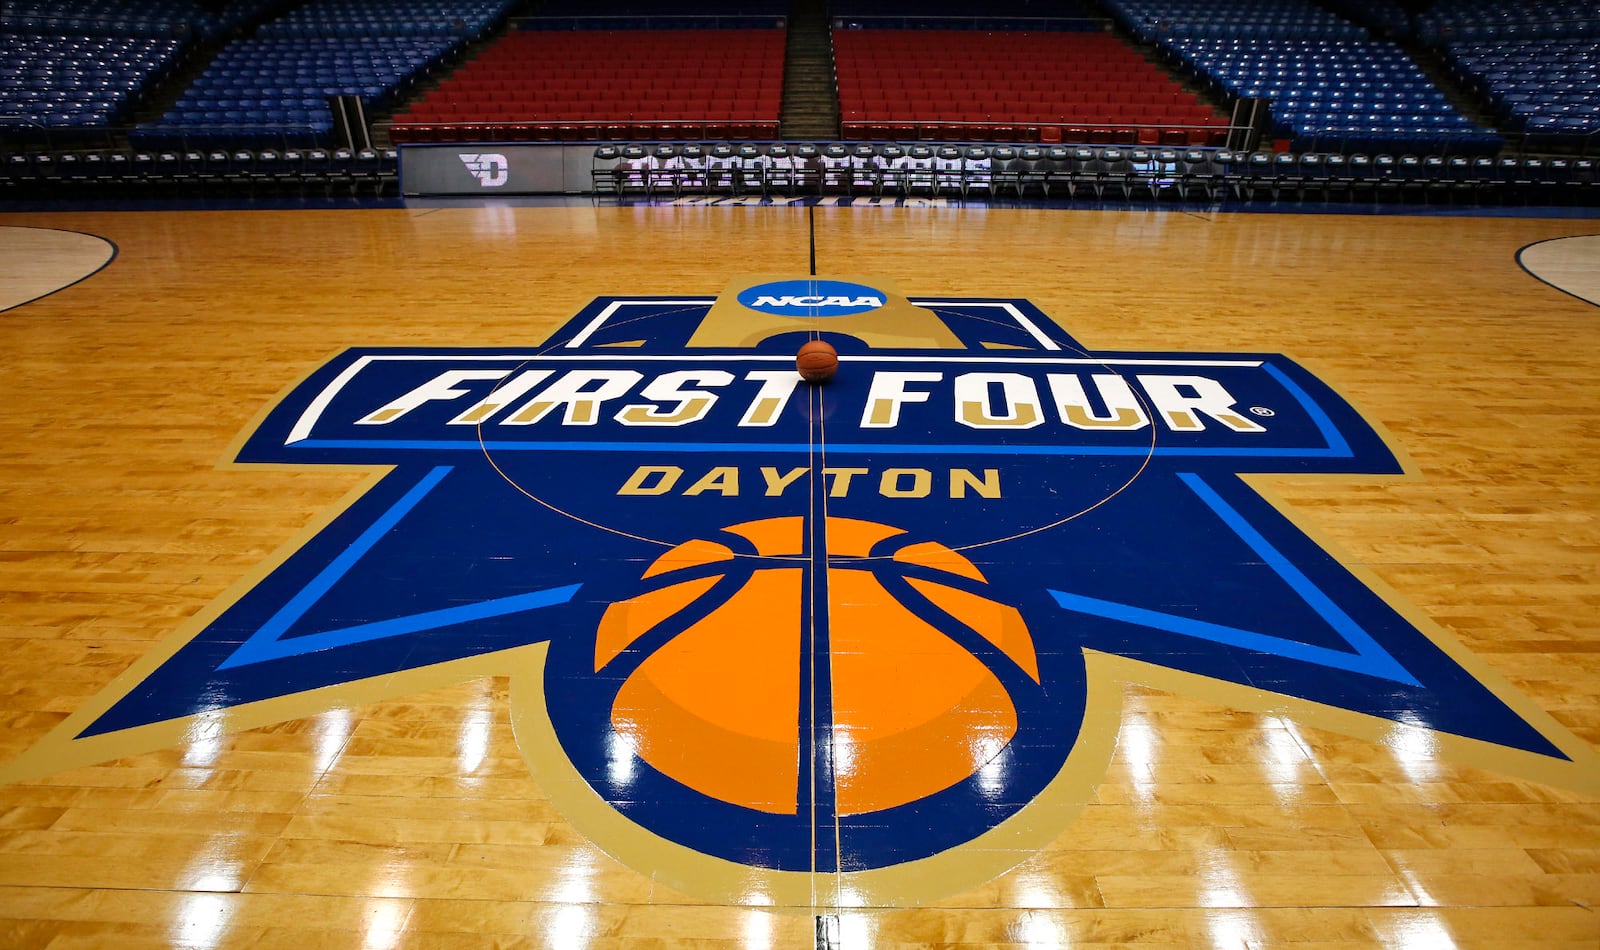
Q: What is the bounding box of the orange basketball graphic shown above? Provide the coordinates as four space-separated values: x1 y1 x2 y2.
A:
595 516 1040 816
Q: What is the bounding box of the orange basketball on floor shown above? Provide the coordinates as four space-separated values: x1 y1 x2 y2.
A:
796 339 838 383
593 516 1040 817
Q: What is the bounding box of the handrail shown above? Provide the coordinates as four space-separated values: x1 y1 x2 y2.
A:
381 116 1235 149
831 15 1111 30
0 118 328 154
512 14 787 30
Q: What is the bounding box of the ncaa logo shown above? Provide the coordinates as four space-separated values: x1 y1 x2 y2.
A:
458 152 509 188
737 278 885 316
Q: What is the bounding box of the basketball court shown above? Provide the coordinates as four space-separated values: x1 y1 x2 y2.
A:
0 202 1597 947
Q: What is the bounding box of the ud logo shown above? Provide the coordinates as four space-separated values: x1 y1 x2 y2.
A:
457 152 509 187
7 274 1594 906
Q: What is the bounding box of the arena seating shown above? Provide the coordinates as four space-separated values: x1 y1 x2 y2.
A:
1168 38 1499 153
1103 0 1500 154
0 31 186 142
0 0 264 39
389 29 785 143
1415 0 1599 43
1111 0 1365 42
133 0 500 147
833 30 1228 145
260 0 511 39
5 0 1600 204
1316 0 1413 40
1443 39 1600 148
134 36 459 147
0 0 278 143
1421 0 1600 150
521 0 786 31
584 141 1598 206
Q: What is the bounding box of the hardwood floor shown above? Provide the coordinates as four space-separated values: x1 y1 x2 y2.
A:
0 206 1596 948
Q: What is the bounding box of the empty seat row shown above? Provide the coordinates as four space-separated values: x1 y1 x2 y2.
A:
1226 150 1600 204
1106 0 1367 41
135 33 459 146
258 0 515 38
1443 39 1600 143
588 142 1600 205
514 0 785 29
1166 36 1500 152
1416 0 1600 43
390 117 781 143
393 28 785 145
832 0 1096 15
0 145 398 195
834 29 1227 145
0 31 185 136
0 0 281 39
527 0 787 16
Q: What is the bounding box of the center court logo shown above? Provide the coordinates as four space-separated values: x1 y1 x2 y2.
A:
4 274 1594 906
458 152 509 187
737 278 885 316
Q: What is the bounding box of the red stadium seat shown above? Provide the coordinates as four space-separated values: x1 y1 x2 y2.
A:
831 29 1226 145
418 29 785 143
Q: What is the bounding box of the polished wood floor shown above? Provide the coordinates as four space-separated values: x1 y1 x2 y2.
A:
0 204 1597 947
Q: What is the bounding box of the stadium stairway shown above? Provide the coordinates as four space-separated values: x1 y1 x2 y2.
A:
124 32 237 141
1098 6 1234 127
1393 34 1504 145
780 0 839 139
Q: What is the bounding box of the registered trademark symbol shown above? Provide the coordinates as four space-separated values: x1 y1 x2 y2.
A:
1250 406 1276 417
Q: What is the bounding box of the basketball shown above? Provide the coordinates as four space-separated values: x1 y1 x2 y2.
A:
796 339 838 383
593 516 1039 816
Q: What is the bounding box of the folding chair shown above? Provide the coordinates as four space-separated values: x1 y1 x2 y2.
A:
846 143 877 197
736 144 767 195
989 146 1021 199
1150 149 1180 200
1269 151 1299 200
707 144 738 193
678 145 708 195
1466 156 1497 203
1371 154 1402 201
933 146 963 196
591 145 622 196
903 145 936 196
1061 147 1095 199
820 144 850 193
1123 148 1156 200
618 144 650 199
961 146 992 199
1322 153 1351 201
1297 152 1327 201
1420 155 1450 204
1237 151 1273 200
1347 153 1376 201
1107 148 1142 200
647 145 681 198
765 143 796 196
791 144 821 195
327 148 356 193
876 145 906 196
1211 151 1238 201
1572 158 1597 205
274 148 304 193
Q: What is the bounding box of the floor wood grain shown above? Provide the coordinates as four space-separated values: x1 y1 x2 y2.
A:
0 206 1596 947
